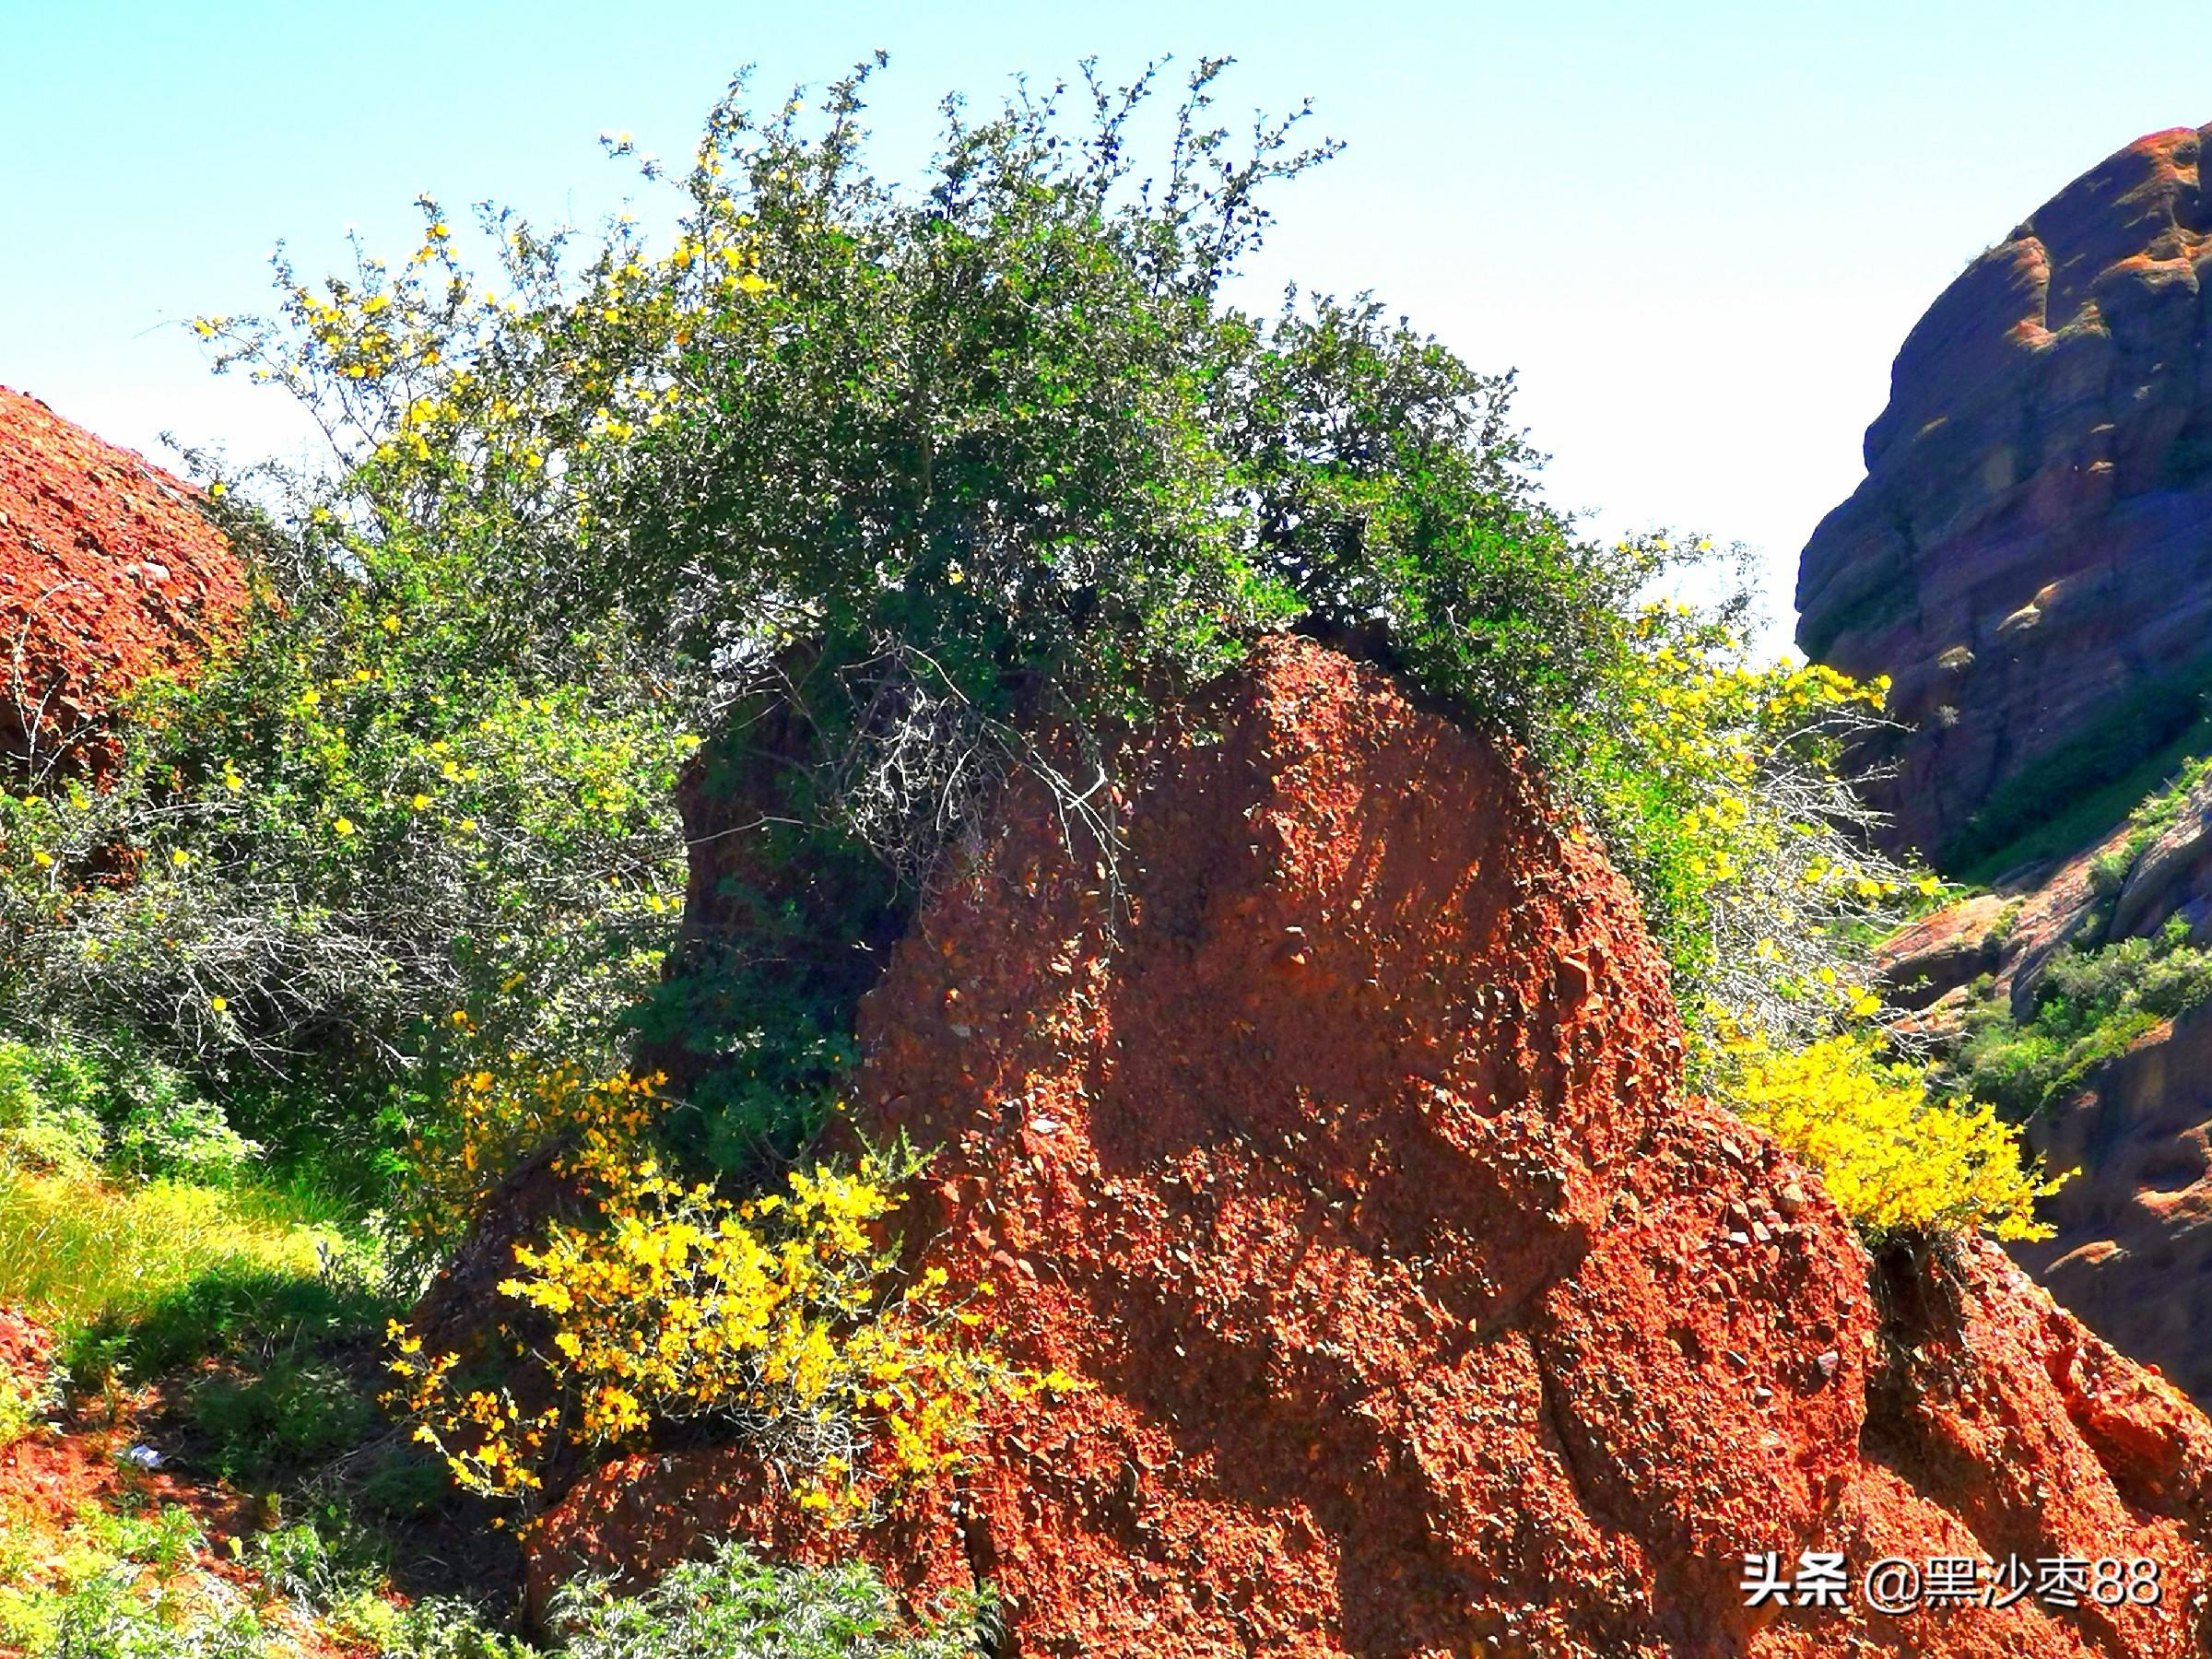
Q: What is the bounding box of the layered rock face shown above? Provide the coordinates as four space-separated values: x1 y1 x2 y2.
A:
1796 124 2212 865
0 385 244 774
532 640 2212 1656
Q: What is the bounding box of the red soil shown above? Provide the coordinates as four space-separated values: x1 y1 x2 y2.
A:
0 385 244 774
529 639 2212 1655
0 1306 364 1659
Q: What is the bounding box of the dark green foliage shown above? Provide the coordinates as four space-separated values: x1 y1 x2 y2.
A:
62 1259 393 1394
182 1358 378 1484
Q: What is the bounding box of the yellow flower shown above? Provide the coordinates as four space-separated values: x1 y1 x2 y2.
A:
171 849 192 868
333 817 355 837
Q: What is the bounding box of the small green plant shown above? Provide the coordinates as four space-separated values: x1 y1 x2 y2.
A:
0 1500 275 1659
76 1506 207 1580
183 1358 378 1484
43 1568 269 1659
2126 751 2212 848
2088 845 2135 900
243 1511 390 1616
340 1595 529 1659
547 1539 990 1659
1982 900 2025 955
0 1366 62 1448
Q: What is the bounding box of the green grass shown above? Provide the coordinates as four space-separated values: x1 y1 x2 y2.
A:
0 1170 359 1341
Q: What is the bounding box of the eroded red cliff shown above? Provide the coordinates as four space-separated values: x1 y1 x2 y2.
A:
530 640 2212 1655
0 385 245 774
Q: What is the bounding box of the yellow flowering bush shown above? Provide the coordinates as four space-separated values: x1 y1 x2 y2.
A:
399 1062 665 1257
1724 1031 2063 1241
389 1072 1020 1521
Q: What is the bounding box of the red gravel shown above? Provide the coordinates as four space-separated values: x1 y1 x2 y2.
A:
0 385 244 775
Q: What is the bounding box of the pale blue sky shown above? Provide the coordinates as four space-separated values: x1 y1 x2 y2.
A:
6 1 2209 632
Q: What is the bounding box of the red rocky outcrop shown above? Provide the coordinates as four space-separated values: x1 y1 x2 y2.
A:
1796 124 2212 865
528 640 2212 1655
0 385 245 775
1824 124 2212 1434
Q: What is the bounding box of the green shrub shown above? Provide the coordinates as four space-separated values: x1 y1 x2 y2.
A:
1956 917 2212 1117
42 1569 268 1659
547 1539 989 1659
0 1507 270 1659
0 1037 259 1187
182 1358 377 1483
152 57 1919 1161
243 1512 390 1615
344 1597 529 1659
75 1508 206 1581
2088 846 2134 900
2128 752 2212 845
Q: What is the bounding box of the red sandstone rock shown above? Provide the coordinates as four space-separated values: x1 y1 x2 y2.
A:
527 641 2212 1654
0 385 245 776
1796 124 2212 864
1817 124 2212 1430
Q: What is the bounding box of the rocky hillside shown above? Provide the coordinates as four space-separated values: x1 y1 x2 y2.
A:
527 640 2212 1656
1796 124 2212 867
1800 125 2212 1427
0 385 245 775
1881 775 2212 1411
